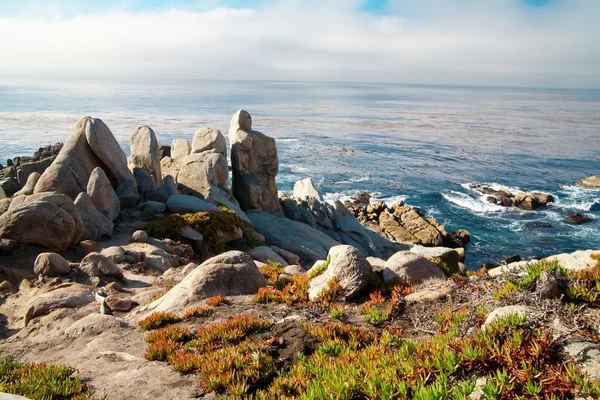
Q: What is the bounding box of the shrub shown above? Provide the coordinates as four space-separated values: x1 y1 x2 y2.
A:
139 312 182 331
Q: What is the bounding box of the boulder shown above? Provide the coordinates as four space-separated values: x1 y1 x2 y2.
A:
247 210 340 263
166 194 223 214
128 125 162 186
177 152 228 199
393 205 443 246
308 245 372 301
101 246 126 263
178 226 203 242
122 242 175 272
293 178 323 201
146 251 266 312
229 110 284 217
0 199 11 216
74 192 113 241
248 246 288 266
405 284 453 303
410 245 460 275
87 167 120 221
24 284 94 325
115 179 140 208
131 230 149 243
283 265 306 276
105 294 133 312
13 172 40 196
535 270 561 299
482 305 533 328
34 252 71 277
79 252 124 279
0 186 5 200
0 280 13 292
171 139 191 160
271 246 301 265
192 127 227 155
383 251 445 283
160 157 182 181
0 195 83 251
577 176 600 188
379 210 418 243
34 116 135 199
366 256 386 273
141 200 166 217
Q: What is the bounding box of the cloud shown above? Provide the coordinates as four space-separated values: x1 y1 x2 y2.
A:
0 0 598 87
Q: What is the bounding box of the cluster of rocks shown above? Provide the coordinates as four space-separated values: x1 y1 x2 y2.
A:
345 192 470 250
470 184 555 210
0 143 63 199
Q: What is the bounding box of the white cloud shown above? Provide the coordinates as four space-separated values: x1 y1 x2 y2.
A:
0 0 598 87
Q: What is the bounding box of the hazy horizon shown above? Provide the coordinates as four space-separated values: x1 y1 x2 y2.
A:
1 0 599 89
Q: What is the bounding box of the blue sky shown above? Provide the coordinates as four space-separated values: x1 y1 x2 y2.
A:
0 0 597 87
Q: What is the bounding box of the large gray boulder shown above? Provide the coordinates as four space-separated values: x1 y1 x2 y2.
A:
0 193 84 251
293 178 323 201
166 194 223 214
79 252 124 279
247 210 340 263
34 252 71 277
74 192 113 241
308 245 372 301
229 110 284 217
171 139 191 160
177 152 228 199
87 167 120 221
128 125 162 186
146 251 266 312
34 116 136 199
383 251 445 283
192 127 227 155
13 172 40 196
248 246 288 266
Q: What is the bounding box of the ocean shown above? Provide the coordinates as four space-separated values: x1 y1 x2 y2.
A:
1 79 599 269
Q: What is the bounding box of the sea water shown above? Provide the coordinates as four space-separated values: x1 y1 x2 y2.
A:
1 79 599 269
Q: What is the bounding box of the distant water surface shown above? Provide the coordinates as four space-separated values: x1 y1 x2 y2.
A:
1 79 599 268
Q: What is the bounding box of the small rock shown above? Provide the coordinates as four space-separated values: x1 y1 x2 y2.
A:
566 213 592 225
101 246 126 263
283 265 306 276
0 280 12 292
105 295 132 312
33 252 71 277
480 262 500 270
178 225 203 242
141 200 166 217
131 230 149 243
105 282 122 292
248 246 288 266
500 254 521 265
271 246 301 265
535 270 561 299
366 256 386 273
483 305 532 328
79 252 124 279
405 284 453 303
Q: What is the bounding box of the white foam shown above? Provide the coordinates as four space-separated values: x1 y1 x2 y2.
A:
442 190 504 214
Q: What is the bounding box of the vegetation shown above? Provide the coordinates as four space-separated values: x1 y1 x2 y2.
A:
329 304 344 320
307 256 331 279
257 261 287 288
182 306 212 319
206 294 229 307
139 311 182 331
143 206 249 254
0 357 95 399
494 257 600 307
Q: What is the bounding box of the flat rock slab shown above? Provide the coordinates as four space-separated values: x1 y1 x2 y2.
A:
166 194 222 214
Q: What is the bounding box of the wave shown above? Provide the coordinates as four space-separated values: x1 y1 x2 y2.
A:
551 185 600 212
442 190 505 214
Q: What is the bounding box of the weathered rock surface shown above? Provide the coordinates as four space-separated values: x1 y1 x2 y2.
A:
79 252 124 279
293 178 323 201
410 245 461 275
248 210 340 263
544 249 599 271
115 179 140 208
577 176 600 189
471 184 554 210
308 245 372 301
564 341 600 380
75 192 114 241
535 270 561 299
192 127 227 155
131 230 149 243
101 246 126 263
229 110 283 217
34 252 71 277
128 125 162 186
13 172 40 196
64 313 130 338
383 251 445 283
271 246 301 265
147 251 266 312
166 194 223 214
171 139 191 160
177 152 228 199
0 193 84 251
87 167 120 221
248 246 288 266
24 284 94 325
405 284 453 303
34 117 135 199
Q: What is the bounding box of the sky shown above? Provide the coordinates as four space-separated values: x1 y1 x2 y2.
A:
0 0 598 88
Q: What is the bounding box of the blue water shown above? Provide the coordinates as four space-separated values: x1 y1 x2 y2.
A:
1 79 599 268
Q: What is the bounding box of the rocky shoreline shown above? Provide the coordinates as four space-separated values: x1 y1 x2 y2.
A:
0 113 599 399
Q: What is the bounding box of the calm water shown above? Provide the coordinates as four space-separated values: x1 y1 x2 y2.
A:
1 79 599 268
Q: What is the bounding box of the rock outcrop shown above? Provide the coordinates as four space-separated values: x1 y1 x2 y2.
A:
34 117 136 200
470 184 555 210
128 126 162 186
229 110 284 217
293 178 323 201
383 251 446 283
34 252 72 277
577 176 600 188
87 167 120 221
146 251 266 312
74 193 114 241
